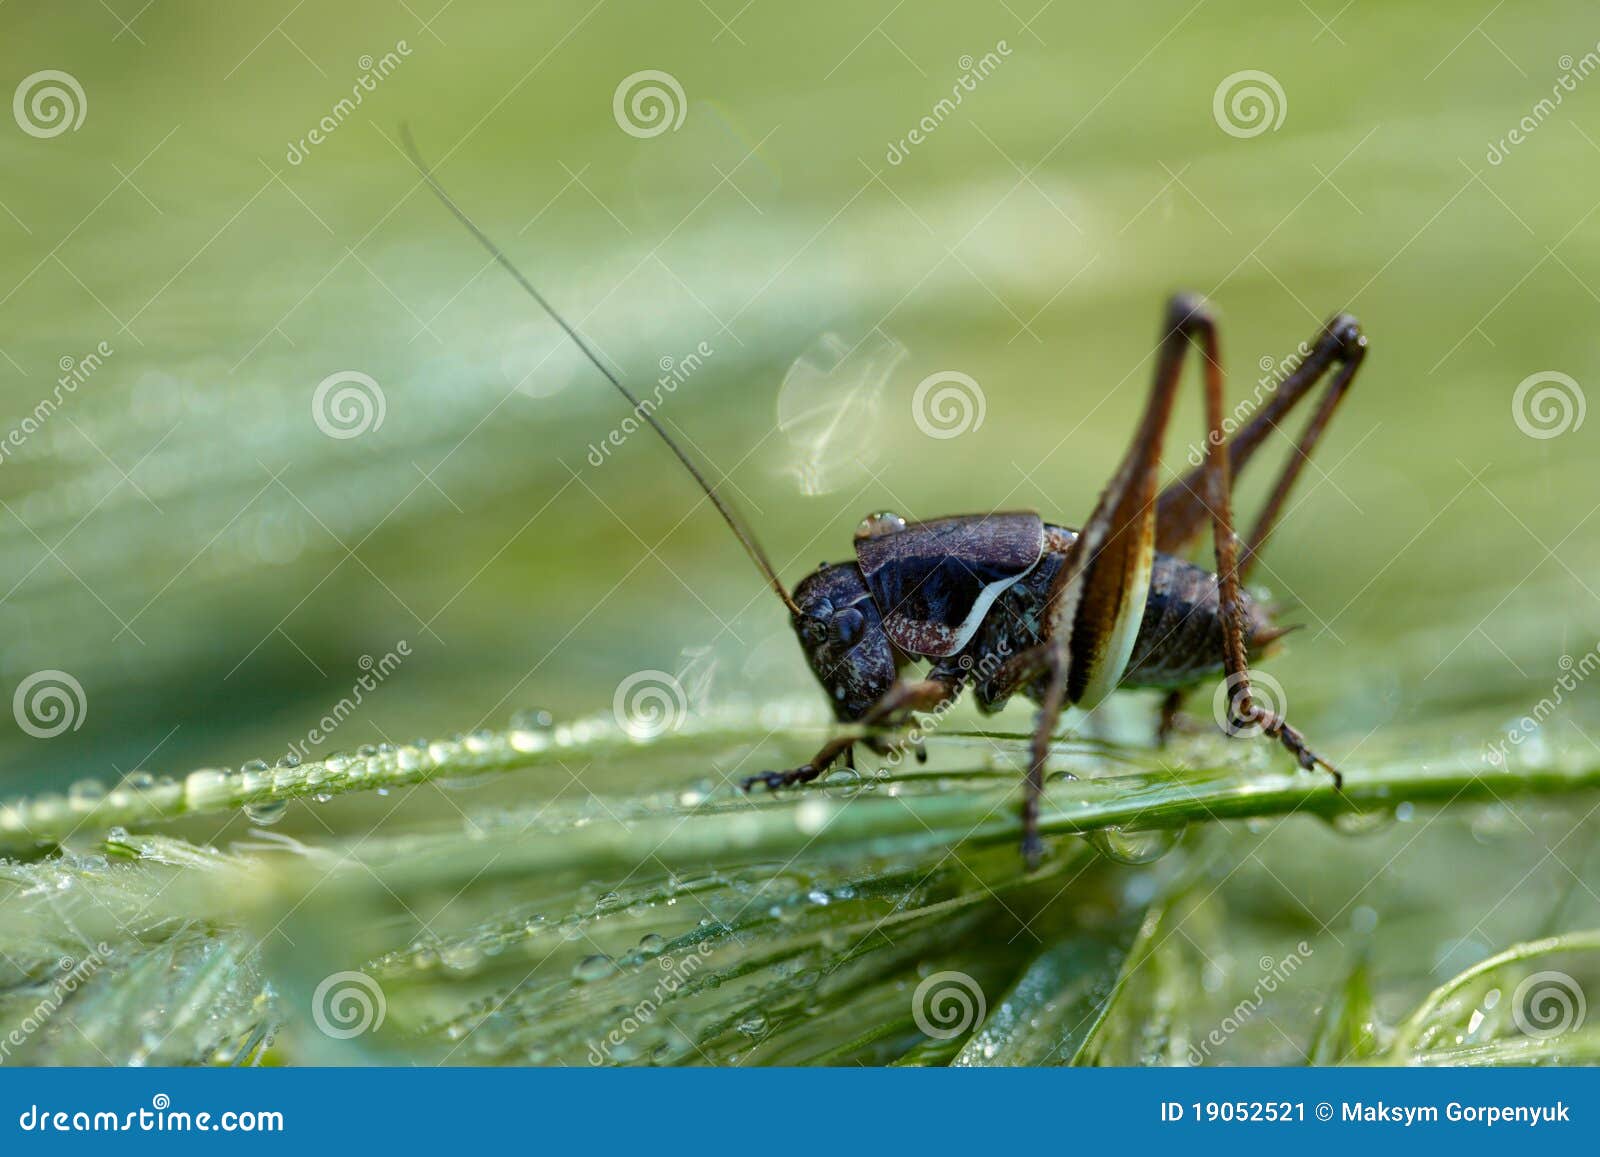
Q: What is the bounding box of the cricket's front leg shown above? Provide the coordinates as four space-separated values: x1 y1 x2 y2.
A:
740 675 963 792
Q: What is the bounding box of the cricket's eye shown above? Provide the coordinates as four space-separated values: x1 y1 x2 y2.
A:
832 608 865 648
854 511 907 542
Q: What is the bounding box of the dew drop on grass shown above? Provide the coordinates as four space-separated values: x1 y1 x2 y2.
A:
638 933 666 955
573 954 616 982
68 779 106 806
1325 809 1394 836
736 1012 769 1036
441 945 483 973
678 778 714 806
244 800 288 826
1085 825 1184 864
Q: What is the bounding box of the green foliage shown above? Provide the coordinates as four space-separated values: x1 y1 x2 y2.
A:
3 703 1598 1066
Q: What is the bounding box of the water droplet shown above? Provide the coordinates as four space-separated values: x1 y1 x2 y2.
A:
123 770 155 790
441 945 483 973
638 933 666 955
573 954 616 982
1325 809 1393 836
736 1012 769 1036
825 764 864 790
244 800 288 826
678 778 714 807
510 708 554 732
68 779 106 806
1086 825 1183 865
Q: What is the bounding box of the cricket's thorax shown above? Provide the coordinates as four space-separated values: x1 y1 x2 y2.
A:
962 524 1279 712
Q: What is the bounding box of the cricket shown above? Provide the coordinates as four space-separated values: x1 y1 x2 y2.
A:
406 136 1367 869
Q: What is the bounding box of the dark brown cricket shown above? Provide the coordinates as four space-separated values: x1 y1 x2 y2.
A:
406 134 1367 868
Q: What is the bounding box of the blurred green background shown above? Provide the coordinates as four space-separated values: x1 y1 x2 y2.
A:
3 0 1596 787
3 2 1600 1056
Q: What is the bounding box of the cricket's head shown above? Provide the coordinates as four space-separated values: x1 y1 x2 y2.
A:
791 562 897 721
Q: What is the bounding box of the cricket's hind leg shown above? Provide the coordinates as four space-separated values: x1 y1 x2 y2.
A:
740 675 963 792
1148 310 1366 778
1154 311 1367 579
1007 293 1244 868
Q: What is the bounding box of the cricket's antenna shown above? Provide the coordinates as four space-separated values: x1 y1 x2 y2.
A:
401 128 801 617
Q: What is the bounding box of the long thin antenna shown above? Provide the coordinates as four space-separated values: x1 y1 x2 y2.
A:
401 127 801 616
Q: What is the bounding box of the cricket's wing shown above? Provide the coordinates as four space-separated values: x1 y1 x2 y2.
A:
856 512 1044 658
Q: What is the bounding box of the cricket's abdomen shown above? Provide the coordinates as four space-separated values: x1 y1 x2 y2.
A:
1118 552 1278 689
967 524 1280 708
